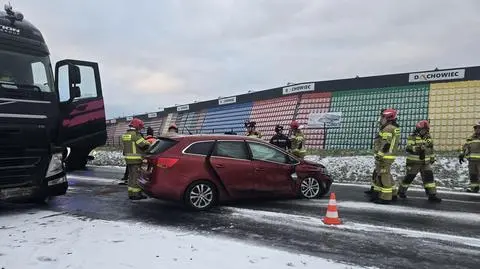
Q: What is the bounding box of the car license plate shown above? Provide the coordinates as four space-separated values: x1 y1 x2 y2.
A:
0 186 35 199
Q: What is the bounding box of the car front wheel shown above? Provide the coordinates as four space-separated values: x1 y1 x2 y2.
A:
184 181 217 211
300 177 324 199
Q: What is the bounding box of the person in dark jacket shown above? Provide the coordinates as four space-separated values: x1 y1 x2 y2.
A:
270 125 291 150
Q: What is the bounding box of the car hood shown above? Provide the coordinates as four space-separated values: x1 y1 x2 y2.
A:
301 159 324 168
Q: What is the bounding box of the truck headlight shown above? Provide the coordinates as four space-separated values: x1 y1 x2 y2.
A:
46 153 64 178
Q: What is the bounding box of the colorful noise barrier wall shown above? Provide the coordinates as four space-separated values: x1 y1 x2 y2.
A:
106 80 480 151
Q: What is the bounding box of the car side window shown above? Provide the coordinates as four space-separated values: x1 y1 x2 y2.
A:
184 141 214 155
212 141 249 160
248 142 288 164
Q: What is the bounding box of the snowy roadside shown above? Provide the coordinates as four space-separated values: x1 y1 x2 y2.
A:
88 149 469 189
0 210 365 269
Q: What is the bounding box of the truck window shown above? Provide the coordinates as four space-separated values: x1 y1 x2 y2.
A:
31 62 49 92
0 49 53 92
58 65 98 102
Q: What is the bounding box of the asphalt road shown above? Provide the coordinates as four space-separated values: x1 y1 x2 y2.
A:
2 165 480 269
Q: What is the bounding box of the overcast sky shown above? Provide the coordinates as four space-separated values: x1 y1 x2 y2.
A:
12 0 480 119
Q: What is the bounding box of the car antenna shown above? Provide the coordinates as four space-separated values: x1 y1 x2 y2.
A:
184 126 192 135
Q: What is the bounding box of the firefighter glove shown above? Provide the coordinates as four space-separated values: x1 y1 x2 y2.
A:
430 156 436 164
459 154 465 164
381 143 391 153
419 150 426 160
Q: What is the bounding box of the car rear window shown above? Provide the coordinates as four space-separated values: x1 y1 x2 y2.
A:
146 138 178 154
184 141 214 155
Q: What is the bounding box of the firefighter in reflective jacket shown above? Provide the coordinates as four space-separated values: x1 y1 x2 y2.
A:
289 120 306 159
122 118 152 200
270 125 291 150
371 108 400 204
459 121 480 193
145 126 157 144
398 120 442 202
245 120 262 138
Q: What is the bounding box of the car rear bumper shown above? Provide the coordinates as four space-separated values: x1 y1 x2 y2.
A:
137 169 187 202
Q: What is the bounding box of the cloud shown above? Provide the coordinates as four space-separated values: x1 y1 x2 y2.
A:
8 0 480 118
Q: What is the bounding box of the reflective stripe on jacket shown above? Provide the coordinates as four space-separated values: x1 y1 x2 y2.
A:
122 129 151 164
291 131 306 152
462 135 480 160
373 123 400 161
405 133 435 163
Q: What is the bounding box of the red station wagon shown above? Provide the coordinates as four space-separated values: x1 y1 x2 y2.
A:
137 134 332 210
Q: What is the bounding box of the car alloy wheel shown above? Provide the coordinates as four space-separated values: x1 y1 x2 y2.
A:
300 177 321 199
186 181 216 210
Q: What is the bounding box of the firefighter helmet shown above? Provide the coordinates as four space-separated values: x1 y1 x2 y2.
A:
381 108 397 121
275 125 283 132
129 118 144 130
245 120 256 128
290 120 300 129
416 120 430 130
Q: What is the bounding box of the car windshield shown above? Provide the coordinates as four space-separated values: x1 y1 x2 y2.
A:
0 49 54 92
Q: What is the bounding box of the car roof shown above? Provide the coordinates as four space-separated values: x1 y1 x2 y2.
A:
157 133 265 142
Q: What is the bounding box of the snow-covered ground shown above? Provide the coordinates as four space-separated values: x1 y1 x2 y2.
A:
0 210 364 269
89 149 469 189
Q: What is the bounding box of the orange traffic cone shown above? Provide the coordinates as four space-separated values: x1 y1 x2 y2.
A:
322 192 342 225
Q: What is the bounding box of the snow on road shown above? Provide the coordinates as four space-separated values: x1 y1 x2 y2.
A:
0 210 365 269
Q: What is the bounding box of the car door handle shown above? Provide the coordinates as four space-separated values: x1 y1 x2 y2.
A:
255 167 265 171
215 164 225 168
76 104 88 110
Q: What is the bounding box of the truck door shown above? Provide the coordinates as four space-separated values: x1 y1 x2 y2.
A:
54 60 106 158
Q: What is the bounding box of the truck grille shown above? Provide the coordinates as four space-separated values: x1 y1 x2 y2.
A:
0 147 48 188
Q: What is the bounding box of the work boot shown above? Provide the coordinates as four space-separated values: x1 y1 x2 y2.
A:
129 192 148 200
369 191 379 202
391 195 398 202
364 186 374 195
398 192 407 199
428 194 442 203
373 198 390 205
466 187 479 193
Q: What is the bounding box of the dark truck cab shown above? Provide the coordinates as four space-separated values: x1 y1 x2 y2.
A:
0 5 106 202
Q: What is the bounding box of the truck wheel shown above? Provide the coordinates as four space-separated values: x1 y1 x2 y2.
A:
33 195 51 205
66 149 88 171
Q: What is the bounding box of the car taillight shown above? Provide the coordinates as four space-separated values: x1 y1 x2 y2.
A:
156 158 179 168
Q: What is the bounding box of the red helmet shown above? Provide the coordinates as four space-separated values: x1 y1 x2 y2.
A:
416 120 430 130
290 120 300 129
381 108 397 121
129 118 144 130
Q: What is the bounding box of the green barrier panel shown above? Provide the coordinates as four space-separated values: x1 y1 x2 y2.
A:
325 85 429 150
